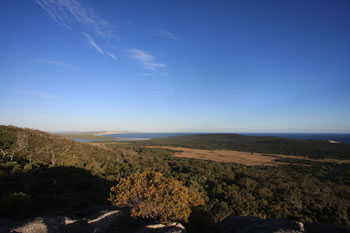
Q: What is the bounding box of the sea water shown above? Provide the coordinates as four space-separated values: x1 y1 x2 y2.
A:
102 132 350 144
72 133 350 144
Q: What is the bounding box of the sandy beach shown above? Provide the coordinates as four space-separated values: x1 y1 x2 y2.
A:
94 131 132 136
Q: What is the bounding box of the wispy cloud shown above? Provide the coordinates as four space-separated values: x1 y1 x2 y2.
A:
84 33 105 56
128 49 167 70
157 29 176 39
36 0 118 61
106 51 118 61
36 0 113 39
36 59 72 67
126 20 136 28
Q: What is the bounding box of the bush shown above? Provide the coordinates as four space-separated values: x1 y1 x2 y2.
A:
109 171 203 223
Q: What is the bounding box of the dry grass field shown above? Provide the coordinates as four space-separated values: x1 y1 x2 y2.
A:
147 146 350 166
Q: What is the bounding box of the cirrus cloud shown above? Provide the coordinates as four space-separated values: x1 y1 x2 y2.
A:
36 0 113 39
128 49 167 70
83 33 105 56
36 59 72 67
157 29 176 39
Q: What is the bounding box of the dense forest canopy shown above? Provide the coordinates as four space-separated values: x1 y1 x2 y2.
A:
133 134 350 160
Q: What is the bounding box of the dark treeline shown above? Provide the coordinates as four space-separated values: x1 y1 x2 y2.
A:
133 134 350 160
0 126 349 232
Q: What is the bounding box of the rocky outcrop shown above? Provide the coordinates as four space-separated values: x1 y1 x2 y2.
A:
217 215 350 233
218 216 304 233
0 205 122 233
137 222 186 233
0 216 64 233
304 222 350 233
2 209 349 233
0 205 186 233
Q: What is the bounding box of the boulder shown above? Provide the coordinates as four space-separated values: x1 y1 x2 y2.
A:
137 222 186 233
0 204 188 233
0 205 122 233
217 215 304 233
0 216 65 233
304 222 350 233
217 215 350 233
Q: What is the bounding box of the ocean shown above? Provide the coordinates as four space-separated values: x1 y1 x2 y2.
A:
239 133 350 144
101 132 350 144
104 132 197 140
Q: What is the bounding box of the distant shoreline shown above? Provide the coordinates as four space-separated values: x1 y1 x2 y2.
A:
53 131 350 144
54 131 134 136
54 131 135 140
93 131 133 136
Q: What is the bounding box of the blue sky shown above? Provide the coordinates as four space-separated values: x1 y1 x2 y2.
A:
1 0 349 133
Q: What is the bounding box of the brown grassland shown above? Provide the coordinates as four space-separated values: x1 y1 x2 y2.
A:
146 146 350 166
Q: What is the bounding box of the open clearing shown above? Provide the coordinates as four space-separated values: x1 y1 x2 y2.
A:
146 146 350 166
147 146 285 165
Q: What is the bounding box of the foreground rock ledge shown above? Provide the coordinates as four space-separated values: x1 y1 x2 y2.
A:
1 208 350 233
218 215 350 233
0 205 186 233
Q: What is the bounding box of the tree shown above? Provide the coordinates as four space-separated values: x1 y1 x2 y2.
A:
0 131 27 161
109 171 204 223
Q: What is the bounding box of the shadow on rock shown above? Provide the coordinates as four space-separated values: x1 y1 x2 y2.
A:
217 215 350 233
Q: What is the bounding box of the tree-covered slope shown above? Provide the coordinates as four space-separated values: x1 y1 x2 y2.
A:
135 134 350 159
0 126 126 218
0 125 125 176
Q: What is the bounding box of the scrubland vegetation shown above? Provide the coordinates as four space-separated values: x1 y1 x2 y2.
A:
0 125 350 232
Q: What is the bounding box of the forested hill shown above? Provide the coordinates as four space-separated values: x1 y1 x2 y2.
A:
135 134 350 159
0 125 127 219
0 125 124 174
